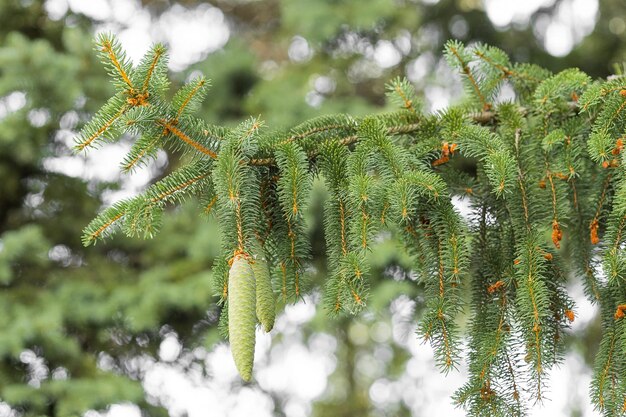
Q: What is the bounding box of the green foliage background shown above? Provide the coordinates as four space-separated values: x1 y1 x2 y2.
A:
0 0 623 415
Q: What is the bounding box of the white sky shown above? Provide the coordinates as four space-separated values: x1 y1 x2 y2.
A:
23 0 604 416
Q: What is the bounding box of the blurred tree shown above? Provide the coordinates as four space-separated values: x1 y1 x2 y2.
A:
0 0 620 416
0 2 221 416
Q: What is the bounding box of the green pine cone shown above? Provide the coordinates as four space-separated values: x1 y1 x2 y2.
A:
228 255 257 381
251 256 276 332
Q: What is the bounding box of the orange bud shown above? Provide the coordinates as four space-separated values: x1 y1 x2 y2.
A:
613 138 624 155
590 219 600 245
480 383 495 401
450 143 458 154
487 280 505 294
571 91 579 102
565 309 575 323
554 172 569 180
620 89 626 97
442 141 450 157
602 160 610 169
432 155 450 166
513 259 520 265
544 252 553 261
552 220 562 249
615 304 626 320
538 179 546 189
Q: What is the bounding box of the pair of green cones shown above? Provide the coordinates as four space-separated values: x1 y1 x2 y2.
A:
228 254 276 381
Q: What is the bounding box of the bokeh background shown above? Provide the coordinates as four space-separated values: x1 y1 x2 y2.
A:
0 0 622 416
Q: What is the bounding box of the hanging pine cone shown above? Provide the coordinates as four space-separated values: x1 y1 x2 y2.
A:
228 254 257 381
251 256 276 333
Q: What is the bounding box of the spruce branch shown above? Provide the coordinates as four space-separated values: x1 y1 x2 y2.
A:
97 33 136 91
76 36 626 413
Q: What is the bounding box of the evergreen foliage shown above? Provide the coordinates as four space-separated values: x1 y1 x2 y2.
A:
78 35 626 416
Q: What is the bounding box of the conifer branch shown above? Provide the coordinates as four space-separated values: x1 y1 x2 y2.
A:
338 199 348 256
141 45 166 92
545 166 562 249
204 195 218 215
86 212 124 244
82 199 133 246
75 100 129 151
595 329 617 410
99 36 135 91
175 78 208 119
446 41 490 111
436 238 453 368
148 172 210 204
591 173 613 245
77 36 626 410
122 132 163 172
157 119 218 158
